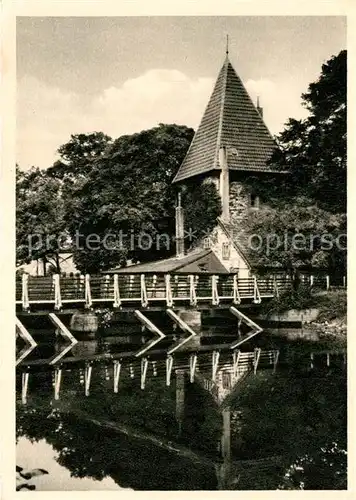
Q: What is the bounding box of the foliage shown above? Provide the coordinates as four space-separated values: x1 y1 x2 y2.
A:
47 132 112 183
279 442 347 490
16 165 68 273
62 124 221 273
229 369 347 478
315 290 347 322
246 197 346 281
259 285 315 317
246 50 346 213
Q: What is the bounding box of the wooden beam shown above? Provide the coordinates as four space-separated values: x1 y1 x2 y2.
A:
134 310 166 357
166 309 197 354
229 306 263 349
16 317 37 366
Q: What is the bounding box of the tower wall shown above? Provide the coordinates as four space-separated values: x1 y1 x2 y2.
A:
229 181 251 224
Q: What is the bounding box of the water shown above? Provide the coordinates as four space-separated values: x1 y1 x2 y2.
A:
16 314 347 490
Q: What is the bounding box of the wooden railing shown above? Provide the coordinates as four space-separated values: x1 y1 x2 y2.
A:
15 272 332 311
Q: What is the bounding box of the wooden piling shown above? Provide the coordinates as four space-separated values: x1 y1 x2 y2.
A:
176 369 185 434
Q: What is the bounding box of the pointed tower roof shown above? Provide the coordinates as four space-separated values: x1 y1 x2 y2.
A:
173 55 278 183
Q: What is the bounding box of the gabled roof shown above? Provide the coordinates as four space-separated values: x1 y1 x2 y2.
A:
107 248 229 274
173 56 278 183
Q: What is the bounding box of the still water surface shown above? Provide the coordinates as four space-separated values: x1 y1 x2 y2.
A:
16 317 347 490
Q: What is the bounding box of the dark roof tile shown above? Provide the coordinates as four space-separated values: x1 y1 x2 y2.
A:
173 57 278 183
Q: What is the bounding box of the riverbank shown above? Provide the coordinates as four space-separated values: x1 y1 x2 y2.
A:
257 289 346 344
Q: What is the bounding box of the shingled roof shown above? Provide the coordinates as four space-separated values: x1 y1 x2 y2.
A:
173 55 278 183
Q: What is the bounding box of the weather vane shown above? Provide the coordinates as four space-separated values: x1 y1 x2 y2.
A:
226 34 229 55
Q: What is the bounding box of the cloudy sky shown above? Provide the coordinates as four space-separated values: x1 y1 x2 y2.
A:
17 16 346 169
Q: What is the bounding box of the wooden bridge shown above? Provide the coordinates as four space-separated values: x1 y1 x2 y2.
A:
16 272 305 311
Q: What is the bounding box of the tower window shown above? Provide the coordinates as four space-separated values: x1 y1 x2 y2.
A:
222 242 230 260
250 193 260 209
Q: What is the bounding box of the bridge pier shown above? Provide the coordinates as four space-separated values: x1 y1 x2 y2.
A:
70 310 98 338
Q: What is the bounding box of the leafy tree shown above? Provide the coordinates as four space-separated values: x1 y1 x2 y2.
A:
47 132 112 183
240 51 346 282
16 165 68 273
63 124 221 273
246 50 346 213
243 197 346 286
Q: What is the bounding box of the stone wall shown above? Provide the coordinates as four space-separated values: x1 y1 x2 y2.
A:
229 181 251 224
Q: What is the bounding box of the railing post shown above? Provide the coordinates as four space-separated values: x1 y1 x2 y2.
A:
273 350 279 373
141 357 149 389
113 274 121 308
273 275 280 298
84 363 92 396
22 372 29 405
189 353 197 383
326 275 330 291
212 350 220 381
233 274 241 304
189 274 197 306
113 360 121 393
53 274 62 310
212 275 219 305
253 276 261 304
165 274 173 307
54 368 62 400
22 273 29 311
310 274 314 287
233 350 241 377
343 275 346 288
85 274 92 309
166 355 174 386
253 348 261 374
141 274 148 307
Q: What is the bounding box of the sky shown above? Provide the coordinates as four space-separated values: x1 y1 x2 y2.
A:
17 16 346 170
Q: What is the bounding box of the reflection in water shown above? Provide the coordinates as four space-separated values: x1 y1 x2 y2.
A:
16 407 217 490
16 318 347 490
17 437 123 490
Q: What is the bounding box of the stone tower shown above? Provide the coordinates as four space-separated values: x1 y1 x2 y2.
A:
173 53 283 276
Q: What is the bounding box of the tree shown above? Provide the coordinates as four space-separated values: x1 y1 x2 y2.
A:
63 124 221 273
47 132 112 183
240 51 347 282
246 50 346 213
244 197 346 286
16 165 68 273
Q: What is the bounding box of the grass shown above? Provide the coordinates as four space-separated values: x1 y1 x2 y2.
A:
260 286 346 324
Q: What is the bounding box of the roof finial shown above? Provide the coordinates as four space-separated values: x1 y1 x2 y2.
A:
226 34 229 56
257 95 260 107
